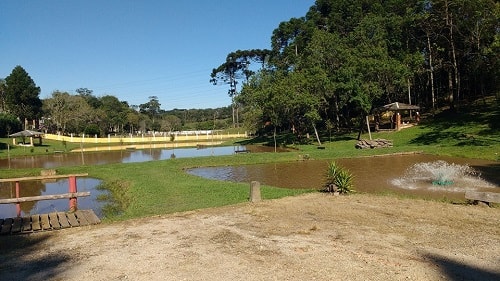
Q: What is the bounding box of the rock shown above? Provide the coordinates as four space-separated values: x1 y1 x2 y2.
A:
355 139 393 149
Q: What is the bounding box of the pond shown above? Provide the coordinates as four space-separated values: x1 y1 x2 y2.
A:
0 145 280 218
0 145 277 169
187 154 499 201
0 177 108 218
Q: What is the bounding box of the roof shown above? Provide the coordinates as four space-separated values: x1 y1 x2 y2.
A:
373 102 420 113
9 130 45 137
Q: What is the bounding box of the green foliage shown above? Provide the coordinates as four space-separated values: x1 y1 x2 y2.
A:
139 96 161 121
84 124 101 136
0 113 22 137
324 162 355 194
96 180 131 218
228 0 499 139
4 65 42 121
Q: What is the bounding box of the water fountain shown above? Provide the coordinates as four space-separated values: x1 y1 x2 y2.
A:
391 160 496 192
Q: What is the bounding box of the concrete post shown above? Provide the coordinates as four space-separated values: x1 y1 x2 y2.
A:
250 181 261 203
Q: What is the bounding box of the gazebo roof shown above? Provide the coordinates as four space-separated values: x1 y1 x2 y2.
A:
373 102 420 113
9 130 45 137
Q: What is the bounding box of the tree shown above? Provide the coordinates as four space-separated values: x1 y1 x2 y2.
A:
76 88 101 108
0 79 6 112
126 109 141 134
210 49 272 128
42 91 94 134
271 17 312 70
4 66 42 127
160 115 182 132
0 113 22 137
139 96 161 128
99 95 129 134
239 69 297 150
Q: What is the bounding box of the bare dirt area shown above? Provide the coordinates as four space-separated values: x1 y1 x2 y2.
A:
1 193 499 281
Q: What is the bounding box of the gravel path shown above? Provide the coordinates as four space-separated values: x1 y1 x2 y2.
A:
1 193 499 281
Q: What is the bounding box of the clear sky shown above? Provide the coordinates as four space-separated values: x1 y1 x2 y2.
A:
1 0 315 110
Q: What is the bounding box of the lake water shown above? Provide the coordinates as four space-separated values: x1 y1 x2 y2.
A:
0 145 276 169
0 145 277 218
187 154 499 201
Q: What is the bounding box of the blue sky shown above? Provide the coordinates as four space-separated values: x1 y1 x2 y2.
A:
1 0 314 110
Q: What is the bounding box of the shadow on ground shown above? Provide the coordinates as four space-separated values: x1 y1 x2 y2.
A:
0 233 70 280
424 253 500 281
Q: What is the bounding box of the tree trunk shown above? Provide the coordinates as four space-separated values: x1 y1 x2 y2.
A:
448 70 454 108
236 105 239 128
312 123 321 146
273 126 277 153
444 0 460 109
407 77 412 119
231 96 236 128
357 115 365 141
334 96 340 132
426 33 436 110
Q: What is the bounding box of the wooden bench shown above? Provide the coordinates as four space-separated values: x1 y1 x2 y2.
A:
465 191 500 206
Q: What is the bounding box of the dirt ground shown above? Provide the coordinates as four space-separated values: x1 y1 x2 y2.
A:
1 193 499 281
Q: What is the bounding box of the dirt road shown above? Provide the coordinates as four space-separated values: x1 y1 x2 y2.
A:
1 193 499 281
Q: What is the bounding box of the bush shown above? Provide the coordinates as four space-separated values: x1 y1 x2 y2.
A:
0 113 22 137
84 124 101 137
324 162 355 194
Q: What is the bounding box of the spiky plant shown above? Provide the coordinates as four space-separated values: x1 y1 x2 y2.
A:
325 162 355 194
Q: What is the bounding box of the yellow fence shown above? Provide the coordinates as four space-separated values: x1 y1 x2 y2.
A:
44 132 248 144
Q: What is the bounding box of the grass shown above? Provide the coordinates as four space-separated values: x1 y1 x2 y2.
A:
0 97 498 220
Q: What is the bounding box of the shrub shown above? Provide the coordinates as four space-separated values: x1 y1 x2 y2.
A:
0 113 22 137
84 124 101 137
324 161 355 194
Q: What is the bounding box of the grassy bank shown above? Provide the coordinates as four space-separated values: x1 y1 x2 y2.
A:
0 98 498 221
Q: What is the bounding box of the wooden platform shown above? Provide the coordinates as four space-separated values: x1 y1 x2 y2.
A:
0 209 101 235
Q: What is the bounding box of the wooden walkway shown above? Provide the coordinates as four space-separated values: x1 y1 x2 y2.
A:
0 210 101 235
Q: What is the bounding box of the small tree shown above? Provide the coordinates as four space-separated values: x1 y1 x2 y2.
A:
0 113 22 137
4 66 42 125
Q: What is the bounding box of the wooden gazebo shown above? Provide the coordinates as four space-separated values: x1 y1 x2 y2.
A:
9 130 45 146
372 102 420 131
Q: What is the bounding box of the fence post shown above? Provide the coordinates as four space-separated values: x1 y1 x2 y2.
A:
69 176 77 212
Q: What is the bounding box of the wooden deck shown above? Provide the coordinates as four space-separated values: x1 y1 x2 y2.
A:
0 210 101 235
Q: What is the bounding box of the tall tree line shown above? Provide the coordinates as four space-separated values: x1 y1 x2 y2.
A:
219 0 498 138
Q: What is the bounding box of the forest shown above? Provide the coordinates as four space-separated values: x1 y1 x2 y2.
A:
211 0 499 137
1 0 498 138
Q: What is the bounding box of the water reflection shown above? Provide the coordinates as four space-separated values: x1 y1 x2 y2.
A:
0 178 107 218
0 145 274 169
0 145 281 218
187 154 499 201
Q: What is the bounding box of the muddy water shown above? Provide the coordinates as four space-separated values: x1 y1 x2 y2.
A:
188 154 499 201
0 145 277 169
0 145 281 218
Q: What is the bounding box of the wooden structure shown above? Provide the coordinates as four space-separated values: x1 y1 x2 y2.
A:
0 173 90 217
9 130 45 146
0 209 100 235
371 102 420 131
465 191 500 206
